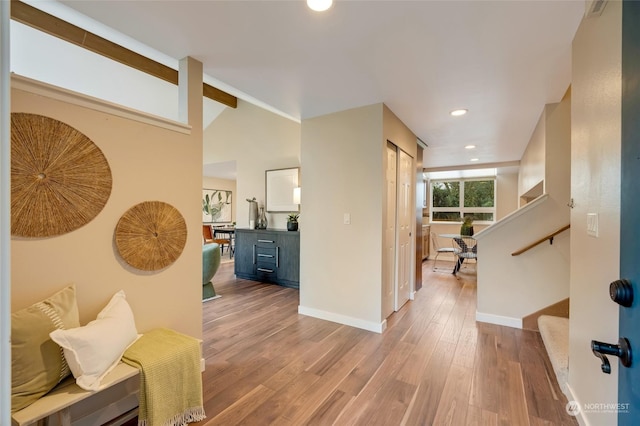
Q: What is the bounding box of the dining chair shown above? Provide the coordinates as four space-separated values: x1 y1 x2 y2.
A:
452 236 478 274
431 232 460 271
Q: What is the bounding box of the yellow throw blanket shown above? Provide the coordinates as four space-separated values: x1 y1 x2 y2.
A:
123 328 206 426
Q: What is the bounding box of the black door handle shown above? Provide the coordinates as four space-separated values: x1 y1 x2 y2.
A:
591 338 632 374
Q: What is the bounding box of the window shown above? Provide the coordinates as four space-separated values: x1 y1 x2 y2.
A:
430 178 496 223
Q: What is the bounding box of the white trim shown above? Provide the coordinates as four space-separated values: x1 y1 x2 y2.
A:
475 311 523 329
11 74 192 134
474 193 549 240
1 1 11 422
565 383 589 426
298 305 387 334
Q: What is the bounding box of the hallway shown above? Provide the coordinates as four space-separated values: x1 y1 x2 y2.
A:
197 259 577 425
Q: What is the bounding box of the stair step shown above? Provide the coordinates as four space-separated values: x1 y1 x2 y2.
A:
538 315 569 396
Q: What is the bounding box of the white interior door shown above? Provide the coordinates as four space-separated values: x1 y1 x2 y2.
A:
383 143 397 318
395 148 412 311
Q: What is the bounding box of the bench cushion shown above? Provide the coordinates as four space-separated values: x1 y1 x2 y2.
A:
11 285 80 412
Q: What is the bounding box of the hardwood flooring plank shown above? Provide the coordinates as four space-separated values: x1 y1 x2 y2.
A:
193 261 576 426
206 384 275 425
402 340 456 425
305 390 354 426
432 363 473 425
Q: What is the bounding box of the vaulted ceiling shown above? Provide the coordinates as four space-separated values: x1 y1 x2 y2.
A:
56 0 585 169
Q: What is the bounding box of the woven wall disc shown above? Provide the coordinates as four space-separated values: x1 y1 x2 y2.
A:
11 113 112 238
115 201 187 271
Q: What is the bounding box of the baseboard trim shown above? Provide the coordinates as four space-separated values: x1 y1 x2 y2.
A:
298 305 387 334
565 384 588 426
475 311 522 329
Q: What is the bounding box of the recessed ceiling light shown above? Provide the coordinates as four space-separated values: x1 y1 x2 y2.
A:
470 158 479 162
465 145 476 150
307 0 333 12
450 109 468 117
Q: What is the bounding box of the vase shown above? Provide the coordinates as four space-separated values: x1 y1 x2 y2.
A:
287 221 298 231
247 199 258 229
257 206 268 229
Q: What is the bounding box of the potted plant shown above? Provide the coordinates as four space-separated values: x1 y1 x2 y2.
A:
460 216 474 236
287 213 299 231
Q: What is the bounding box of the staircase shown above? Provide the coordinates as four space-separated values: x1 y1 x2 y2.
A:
538 315 570 397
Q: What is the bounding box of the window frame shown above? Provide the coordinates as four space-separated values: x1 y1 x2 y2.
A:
430 177 496 224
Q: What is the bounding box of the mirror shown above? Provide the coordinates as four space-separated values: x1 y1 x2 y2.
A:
266 167 299 212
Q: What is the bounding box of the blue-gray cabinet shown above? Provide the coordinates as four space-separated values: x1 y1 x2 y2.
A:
234 228 300 288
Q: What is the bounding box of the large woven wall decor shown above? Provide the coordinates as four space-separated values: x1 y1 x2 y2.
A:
115 201 188 271
11 113 112 238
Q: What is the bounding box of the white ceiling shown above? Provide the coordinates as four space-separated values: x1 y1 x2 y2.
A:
56 0 585 170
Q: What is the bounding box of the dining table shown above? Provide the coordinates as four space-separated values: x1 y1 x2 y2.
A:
212 226 235 258
438 233 477 274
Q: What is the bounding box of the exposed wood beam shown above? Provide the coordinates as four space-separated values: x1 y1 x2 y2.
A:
10 0 237 108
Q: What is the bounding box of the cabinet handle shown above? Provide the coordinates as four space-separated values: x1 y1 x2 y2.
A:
257 267 274 273
252 244 256 264
257 254 274 258
276 247 279 268
258 239 275 243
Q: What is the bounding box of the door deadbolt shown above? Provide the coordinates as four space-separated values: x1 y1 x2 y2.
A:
610 279 634 307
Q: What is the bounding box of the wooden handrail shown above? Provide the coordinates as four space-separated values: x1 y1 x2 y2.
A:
511 224 570 256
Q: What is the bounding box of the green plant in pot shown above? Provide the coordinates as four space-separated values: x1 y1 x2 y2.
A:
287 213 299 231
460 216 474 236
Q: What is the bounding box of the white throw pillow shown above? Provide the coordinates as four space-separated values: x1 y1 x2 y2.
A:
50 290 139 391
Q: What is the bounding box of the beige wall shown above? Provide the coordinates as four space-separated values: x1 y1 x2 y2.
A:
11 77 203 339
569 2 621 424
203 100 300 230
496 171 519 220
300 104 385 330
202 177 237 224
475 93 571 327
299 103 416 332
518 111 546 199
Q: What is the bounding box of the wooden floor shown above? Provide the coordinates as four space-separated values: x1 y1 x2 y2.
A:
195 260 578 426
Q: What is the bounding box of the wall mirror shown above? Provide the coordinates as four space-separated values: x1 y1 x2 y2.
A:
266 167 299 212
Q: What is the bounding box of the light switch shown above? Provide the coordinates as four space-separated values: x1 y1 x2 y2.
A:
344 213 351 225
587 213 598 237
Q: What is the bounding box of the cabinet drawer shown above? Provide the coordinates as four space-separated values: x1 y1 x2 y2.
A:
256 265 276 281
256 236 277 248
256 247 276 264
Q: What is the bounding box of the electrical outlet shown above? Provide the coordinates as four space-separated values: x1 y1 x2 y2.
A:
344 213 351 225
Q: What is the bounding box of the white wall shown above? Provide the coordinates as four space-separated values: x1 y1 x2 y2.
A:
569 2 621 424
203 100 300 230
10 21 227 128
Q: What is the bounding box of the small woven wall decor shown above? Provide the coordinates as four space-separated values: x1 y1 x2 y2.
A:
11 113 112 238
115 201 188 271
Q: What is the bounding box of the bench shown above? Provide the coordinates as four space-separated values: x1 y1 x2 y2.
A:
11 363 139 426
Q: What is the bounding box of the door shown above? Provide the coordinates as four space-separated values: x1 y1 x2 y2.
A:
619 2 640 422
382 143 396 318
395 148 412 310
